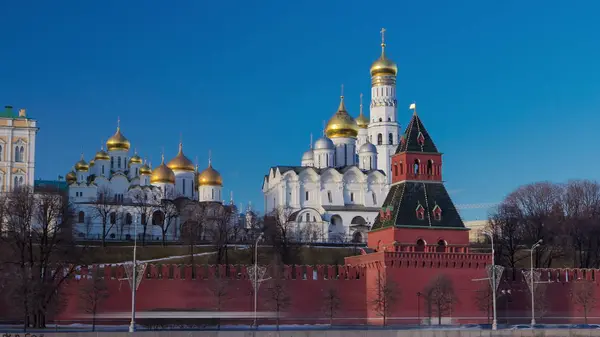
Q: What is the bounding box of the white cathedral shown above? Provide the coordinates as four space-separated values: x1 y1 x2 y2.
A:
66 124 225 241
262 30 401 243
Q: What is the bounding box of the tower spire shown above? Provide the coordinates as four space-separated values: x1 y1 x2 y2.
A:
337 84 346 112
410 101 417 115
322 120 326 136
230 191 234 205
380 28 386 55
161 146 165 164
359 93 364 116
208 150 212 166
117 116 121 130
310 133 313 149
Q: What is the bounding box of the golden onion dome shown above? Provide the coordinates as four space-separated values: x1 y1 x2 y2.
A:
150 155 176 184
370 30 397 77
106 124 131 151
94 147 110 161
139 161 152 176
325 96 359 138
129 151 143 166
89 159 95 167
355 112 369 129
167 143 195 172
197 161 222 186
74 154 89 172
66 171 77 185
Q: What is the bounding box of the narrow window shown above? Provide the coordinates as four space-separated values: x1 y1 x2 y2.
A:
14 147 19 162
372 192 377 204
135 168 138 176
110 212 116 224
350 192 354 202
400 162 404 174
427 160 433 175
141 213 147 224
305 214 310 222
212 189 215 199
369 157 372 170
394 163 398 176
344 144 347 165
377 133 383 145
0 145 3 160
78 211 85 223
102 165 105 174
126 213 132 225
305 191 309 201
413 159 420 175
183 178 186 194
117 157 121 168
327 191 332 203
388 133 393 145
111 157 114 169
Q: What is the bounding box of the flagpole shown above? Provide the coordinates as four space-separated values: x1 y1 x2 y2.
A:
129 216 138 333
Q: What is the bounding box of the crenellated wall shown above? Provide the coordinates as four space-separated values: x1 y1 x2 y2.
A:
4 259 600 326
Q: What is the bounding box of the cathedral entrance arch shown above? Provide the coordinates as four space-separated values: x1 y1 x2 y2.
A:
328 215 343 242
352 231 363 243
350 216 366 226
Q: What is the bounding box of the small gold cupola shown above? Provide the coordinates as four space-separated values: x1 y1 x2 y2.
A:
197 155 223 186
106 118 131 151
167 142 195 172
370 28 398 78
150 154 176 184
139 160 152 176
94 146 110 161
325 87 359 139
66 170 77 185
74 154 89 172
129 149 143 166
355 93 369 129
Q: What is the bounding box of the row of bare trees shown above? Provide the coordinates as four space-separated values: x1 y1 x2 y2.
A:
0 186 89 329
489 179 600 269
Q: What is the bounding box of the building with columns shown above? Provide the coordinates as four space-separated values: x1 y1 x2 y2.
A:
66 122 226 241
262 30 402 243
0 105 38 191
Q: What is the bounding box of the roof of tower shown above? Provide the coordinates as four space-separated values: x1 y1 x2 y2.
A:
396 111 439 154
371 181 465 230
325 95 359 139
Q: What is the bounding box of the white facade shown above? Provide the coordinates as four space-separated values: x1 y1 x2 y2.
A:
66 124 225 241
262 31 403 242
0 106 38 191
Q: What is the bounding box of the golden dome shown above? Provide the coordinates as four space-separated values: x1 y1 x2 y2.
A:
94 147 110 161
370 29 397 77
150 155 176 184
66 171 77 185
74 154 89 172
106 124 131 151
129 151 143 166
197 162 222 186
139 161 152 176
89 159 95 167
355 93 369 129
167 143 195 172
325 96 359 138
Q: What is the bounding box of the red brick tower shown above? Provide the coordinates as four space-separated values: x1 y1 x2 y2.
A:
346 108 490 325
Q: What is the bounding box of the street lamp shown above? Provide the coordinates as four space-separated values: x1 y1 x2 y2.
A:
129 215 139 333
253 232 264 328
482 230 498 331
530 239 543 326
416 292 421 326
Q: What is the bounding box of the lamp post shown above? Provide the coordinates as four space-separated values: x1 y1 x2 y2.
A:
253 232 264 328
530 239 543 326
482 230 497 331
129 216 138 333
501 289 512 325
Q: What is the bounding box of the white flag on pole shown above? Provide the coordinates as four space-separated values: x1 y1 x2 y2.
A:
409 103 416 110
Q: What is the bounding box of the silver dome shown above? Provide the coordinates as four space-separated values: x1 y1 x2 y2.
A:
302 149 314 161
359 142 377 153
314 136 334 150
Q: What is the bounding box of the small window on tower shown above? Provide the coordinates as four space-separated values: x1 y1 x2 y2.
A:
327 191 332 203
394 163 398 176
377 133 383 145
416 204 425 220
350 192 354 202
413 159 420 175
388 133 393 145
372 192 377 204
305 191 309 201
427 160 433 175
432 205 442 221
417 132 425 146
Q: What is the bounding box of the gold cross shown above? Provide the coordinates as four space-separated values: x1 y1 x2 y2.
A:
380 28 386 45
341 84 344 98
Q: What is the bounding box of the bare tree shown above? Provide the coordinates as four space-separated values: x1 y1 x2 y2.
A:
265 206 301 264
322 286 342 326
503 182 564 268
268 278 291 330
488 204 526 271
562 180 600 268
79 268 109 331
1 186 89 329
89 186 117 246
570 281 596 324
371 271 399 326
130 188 157 246
206 274 230 328
153 199 178 246
207 204 239 265
473 285 493 324
424 274 457 325
180 200 207 267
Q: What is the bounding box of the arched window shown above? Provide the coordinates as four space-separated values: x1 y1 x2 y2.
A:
379 118 382 122
388 133 393 144
350 192 354 202
152 211 164 226
13 176 18 188
436 240 447 253
117 157 121 168
427 160 433 175
416 239 425 252
377 133 383 145
14 146 20 162
305 213 310 222
78 211 85 223
369 157 372 170
20 146 24 161
394 163 398 176
111 157 114 169
19 177 23 185
413 159 420 175
183 178 186 195
126 213 132 225
400 162 404 174
0 145 3 160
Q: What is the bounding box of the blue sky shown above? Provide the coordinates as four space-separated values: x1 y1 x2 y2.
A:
1 0 599 220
